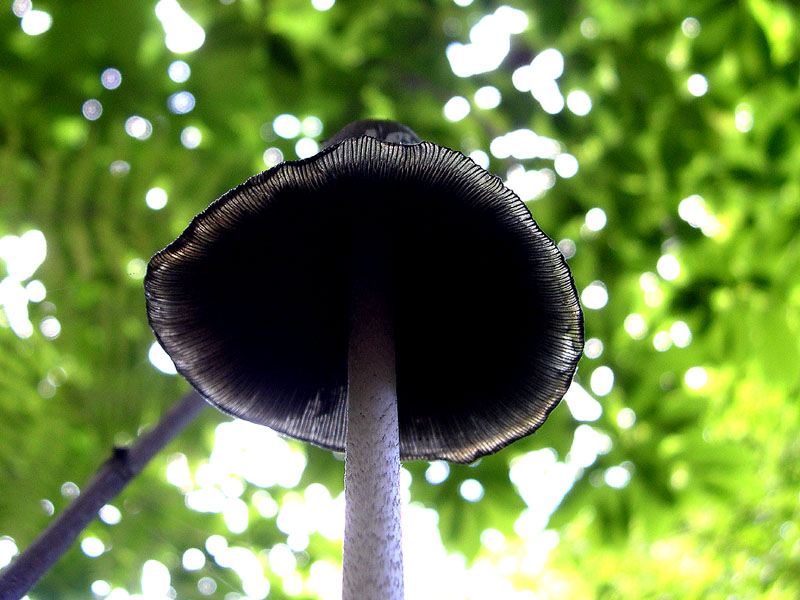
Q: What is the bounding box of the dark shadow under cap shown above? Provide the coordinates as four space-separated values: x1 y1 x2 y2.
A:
145 124 584 463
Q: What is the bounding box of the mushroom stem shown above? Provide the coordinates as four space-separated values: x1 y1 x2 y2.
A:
343 220 404 600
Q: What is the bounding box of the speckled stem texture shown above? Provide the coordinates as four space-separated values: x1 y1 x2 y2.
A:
342 223 404 600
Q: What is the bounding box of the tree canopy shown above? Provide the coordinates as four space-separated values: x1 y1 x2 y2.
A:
1 0 799 598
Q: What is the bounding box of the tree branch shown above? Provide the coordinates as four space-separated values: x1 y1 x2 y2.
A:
0 390 207 600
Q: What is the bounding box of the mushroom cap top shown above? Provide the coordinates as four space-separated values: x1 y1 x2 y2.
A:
144 126 583 464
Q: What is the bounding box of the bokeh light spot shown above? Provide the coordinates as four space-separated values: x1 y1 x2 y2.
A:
223 497 249 533
443 96 470 121
141 559 171 597
21 9 51 35
145 187 168 210
295 137 319 159
564 381 602 421
512 65 533 92
40 316 61 339
268 543 297 576
490 129 560 160
198 577 216 595
653 330 672 352
584 338 603 359
446 7 527 77
312 0 335 10
0 537 19 569
168 60 191 82
678 194 706 226
61 481 80 498
581 281 608 309
40 499 55 516
38 379 56 398
531 48 564 80
287 532 310 552
166 453 192 491
155 0 206 53
657 254 680 280
474 86 501 109
183 548 206 571
205 534 227 556
101 68 122 90
26 280 46 302
605 465 631 488
735 103 753 133
590 366 614 396
554 153 578 178
12 0 31 18
537 81 565 114
460 479 484 502
617 407 636 429
468 149 489 169
126 258 146 279
149 341 178 374
685 366 708 390
558 238 576 259
110 160 130 176
425 461 450 484
566 90 592 116
273 114 301 139
253 490 279 518
181 126 202 148
99 504 122 525
82 99 103 121
580 18 598 38
125 116 153 140
91 580 112 597
243 576 270 600
301 116 324 137
47 367 66 387
670 321 692 347
518 167 555 200
681 17 701 38
480 528 505 552
640 272 659 293
585 207 607 231
81 537 105 558
678 194 722 237
168 91 196 114
687 73 708 97
263 147 284 167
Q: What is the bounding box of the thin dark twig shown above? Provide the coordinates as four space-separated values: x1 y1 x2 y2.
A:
0 390 207 600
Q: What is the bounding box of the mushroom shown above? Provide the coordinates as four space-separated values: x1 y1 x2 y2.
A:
144 119 583 599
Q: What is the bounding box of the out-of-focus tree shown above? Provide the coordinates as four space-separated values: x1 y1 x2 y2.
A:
1 0 798 598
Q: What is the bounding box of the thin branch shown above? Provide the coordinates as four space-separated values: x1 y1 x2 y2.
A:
0 390 207 600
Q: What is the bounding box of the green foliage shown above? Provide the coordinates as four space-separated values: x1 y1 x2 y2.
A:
1 0 799 598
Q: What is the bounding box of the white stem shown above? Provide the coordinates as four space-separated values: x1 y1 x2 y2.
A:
343 225 404 600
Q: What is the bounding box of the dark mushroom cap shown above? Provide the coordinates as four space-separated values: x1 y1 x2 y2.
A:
145 122 583 463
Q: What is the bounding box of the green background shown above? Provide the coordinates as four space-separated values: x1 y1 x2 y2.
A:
1 0 799 598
